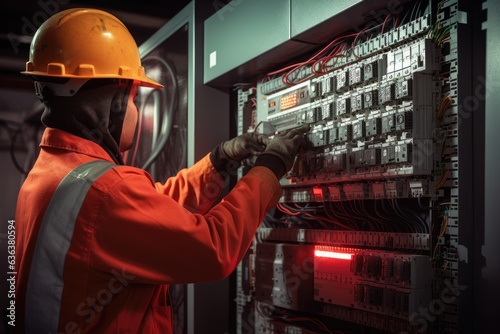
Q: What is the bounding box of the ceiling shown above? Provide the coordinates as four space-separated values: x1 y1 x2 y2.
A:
0 0 193 91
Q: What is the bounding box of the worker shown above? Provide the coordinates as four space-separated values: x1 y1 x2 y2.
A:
14 8 309 334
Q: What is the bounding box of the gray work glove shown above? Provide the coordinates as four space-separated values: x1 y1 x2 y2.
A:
259 124 310 172
222 132 271 161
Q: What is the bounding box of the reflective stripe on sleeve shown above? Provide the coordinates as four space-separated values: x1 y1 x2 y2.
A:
25 160 115 333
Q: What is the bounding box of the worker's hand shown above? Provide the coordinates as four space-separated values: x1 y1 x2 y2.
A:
261 125 310 171
222 132 271 161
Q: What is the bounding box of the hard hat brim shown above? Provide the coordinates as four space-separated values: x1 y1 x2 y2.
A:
22 71 164 89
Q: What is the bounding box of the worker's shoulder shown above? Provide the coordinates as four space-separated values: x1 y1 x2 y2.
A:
90 164 155 193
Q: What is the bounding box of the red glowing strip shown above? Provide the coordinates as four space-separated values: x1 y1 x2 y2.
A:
314 250 352 260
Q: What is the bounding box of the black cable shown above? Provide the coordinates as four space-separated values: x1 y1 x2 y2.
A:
388 198 413 233
373 199 395 232
358 200 385 231
382 198 411 233
323 202 348 229
397 199 430 233
410 1 422 21
140 56 179 171
418 196 435 210
345 199 372 231
336 200 361 229
393 198 429 233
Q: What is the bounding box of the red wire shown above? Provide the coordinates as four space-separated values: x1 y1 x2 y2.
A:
265 23 390 84
352 21 378 59
282 58 317 86
315 43 346 74
292 40 347 81
311 58 324 75
312 46 340 75
328 43 344 57
267 61 309 76
277 203 301 216
265 32 357 82
381 13 391 34
393 15 400 29
308 32 357 62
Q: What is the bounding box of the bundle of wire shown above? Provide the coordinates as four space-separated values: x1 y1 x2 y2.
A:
261 1 429 87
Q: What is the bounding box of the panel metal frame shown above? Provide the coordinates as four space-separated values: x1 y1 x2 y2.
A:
139 2 231 334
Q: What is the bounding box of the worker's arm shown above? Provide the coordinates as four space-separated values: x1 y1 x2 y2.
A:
90 125 308 284
90 165 281 284
153 153 228 214
154 132 270 214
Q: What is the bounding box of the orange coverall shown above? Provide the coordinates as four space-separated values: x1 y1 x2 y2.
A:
15 127 281 333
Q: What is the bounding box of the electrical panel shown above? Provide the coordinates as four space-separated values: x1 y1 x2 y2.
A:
258 37 439 197
234 0 460 333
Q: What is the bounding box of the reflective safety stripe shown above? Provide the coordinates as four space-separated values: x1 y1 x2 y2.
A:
25 160 115 333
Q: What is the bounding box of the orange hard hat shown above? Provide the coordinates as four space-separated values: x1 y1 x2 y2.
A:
23 8 163 88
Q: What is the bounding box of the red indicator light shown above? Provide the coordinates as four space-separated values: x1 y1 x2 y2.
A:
314 250 352 260
269 101 276 108
313 187 323 196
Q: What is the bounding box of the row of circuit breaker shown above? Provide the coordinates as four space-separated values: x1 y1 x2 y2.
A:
256 228 431 251
254 243 432 320
256 37 439 187
279 178 430 202
258 15 432 97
